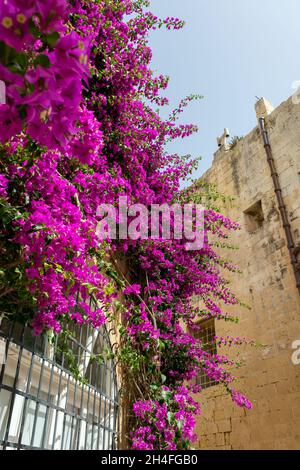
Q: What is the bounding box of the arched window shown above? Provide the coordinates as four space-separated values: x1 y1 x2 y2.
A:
0 309 119 450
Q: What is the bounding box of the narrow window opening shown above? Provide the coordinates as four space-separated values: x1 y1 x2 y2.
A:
243 200 264 233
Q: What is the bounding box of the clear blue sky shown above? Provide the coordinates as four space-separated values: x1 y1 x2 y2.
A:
148 0 300 182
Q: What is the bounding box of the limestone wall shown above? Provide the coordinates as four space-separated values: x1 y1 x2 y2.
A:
195 95 300 450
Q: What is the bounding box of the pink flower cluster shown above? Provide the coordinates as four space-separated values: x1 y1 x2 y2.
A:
0 0 67 51
0 0 90 148
11 149 110 333
0 173 8 198
231 389 253 410
131 386 200 450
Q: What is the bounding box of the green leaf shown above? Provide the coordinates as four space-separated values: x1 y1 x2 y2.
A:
34 54 50 68
32 224 45 231
0 41 16 66
161 389 172 403
29 18 41 39
14 52 27 69
0 42 27 74
14 267 22 279
161 373 167 384
104 282 115 295
177 419 184 431
46 32 60 48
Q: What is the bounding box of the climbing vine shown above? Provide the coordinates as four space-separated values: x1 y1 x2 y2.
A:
0 0 252 450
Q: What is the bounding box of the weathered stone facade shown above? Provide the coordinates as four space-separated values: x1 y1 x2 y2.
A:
194 95 300 450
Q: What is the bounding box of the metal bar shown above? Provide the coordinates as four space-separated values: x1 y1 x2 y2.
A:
96 350 106 450
51 339 65 450
2 324 26 449
101 346 108 450
83 326 92 450
76 370 85 450
29 334 48 447
69 361 79 449
40 335 56 449
17 329 38 449
0 320 14 387
90 350 100 450
60 369 71 449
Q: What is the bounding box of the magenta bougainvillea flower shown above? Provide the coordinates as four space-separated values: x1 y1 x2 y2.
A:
0 0 67 50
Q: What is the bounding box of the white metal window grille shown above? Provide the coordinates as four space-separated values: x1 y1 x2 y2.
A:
0 305 119 450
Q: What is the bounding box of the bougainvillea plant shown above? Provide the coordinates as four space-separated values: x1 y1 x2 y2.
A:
0 0 252 450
